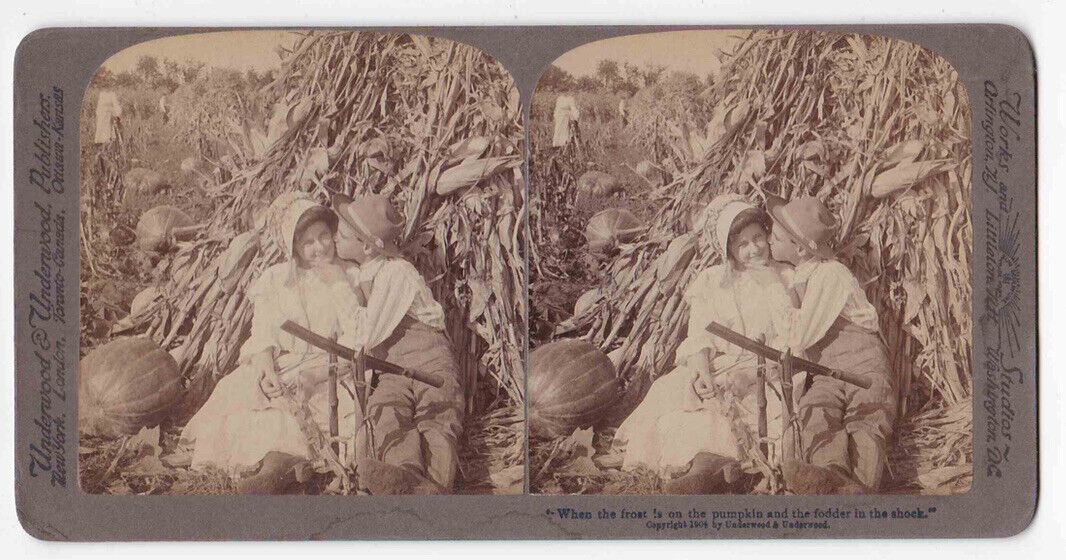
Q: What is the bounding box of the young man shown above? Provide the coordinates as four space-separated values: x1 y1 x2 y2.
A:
766 194 898 492
332 193 464 494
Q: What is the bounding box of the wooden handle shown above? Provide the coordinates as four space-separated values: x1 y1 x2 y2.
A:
706 322 873 390
281 320 445 389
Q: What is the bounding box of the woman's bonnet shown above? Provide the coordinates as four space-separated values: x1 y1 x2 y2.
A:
696 193 759 258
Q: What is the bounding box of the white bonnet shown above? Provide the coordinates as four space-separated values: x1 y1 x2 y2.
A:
697 193 759 257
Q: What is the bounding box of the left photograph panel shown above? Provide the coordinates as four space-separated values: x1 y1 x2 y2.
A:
77 30 526 495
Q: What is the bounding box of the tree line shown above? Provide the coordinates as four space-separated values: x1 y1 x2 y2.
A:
90 54 275 94
537 59 714 97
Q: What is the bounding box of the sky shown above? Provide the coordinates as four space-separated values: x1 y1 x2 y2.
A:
552 30 747 80
100 29 744 82
101 30 300 74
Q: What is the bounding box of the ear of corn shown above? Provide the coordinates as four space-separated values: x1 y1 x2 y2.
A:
435 155 521 195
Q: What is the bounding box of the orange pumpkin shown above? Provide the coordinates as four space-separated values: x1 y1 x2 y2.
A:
528 339 622 439
79 337 183 438
585 208 643 252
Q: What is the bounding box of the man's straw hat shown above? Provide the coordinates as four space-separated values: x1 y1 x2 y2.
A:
331 192 403 258
764 194 838 259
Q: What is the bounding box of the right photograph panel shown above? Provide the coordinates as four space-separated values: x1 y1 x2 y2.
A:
528 30 973 496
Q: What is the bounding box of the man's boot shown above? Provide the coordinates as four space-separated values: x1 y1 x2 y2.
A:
358 457 444 495
663 452 756 494
235 451 311 494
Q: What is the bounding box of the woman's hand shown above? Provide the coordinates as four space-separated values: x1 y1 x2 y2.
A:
688 348 716 400
693 370 717 400
253 348 285 399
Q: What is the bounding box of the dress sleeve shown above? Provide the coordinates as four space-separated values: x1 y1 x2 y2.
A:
787 261 853 353
239 267 283 363
351 260 419 351
673 269 720 363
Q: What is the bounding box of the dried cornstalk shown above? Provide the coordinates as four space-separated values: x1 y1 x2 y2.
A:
126 32 526 435
551 30 972 473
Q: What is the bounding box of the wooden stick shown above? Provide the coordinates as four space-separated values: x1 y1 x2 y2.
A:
353 350 368 462
779 349 797 462
756 335 769 461
706 322 872 389
352 351 368 419
280 320 444 388
329 331 339 457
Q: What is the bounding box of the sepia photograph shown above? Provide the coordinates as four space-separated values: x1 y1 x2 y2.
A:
528 29 973 495
77 30 526 495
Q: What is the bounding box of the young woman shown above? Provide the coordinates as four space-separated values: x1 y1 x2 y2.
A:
181 194 365 493
614 194 797 486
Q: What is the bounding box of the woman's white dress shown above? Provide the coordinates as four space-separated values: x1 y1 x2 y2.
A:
552 95 580 147
615 263 795 475
94 90 122 144
181 262 363 473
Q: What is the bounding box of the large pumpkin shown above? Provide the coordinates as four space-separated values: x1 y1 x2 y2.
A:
79 337 184 438
123 167 168 198
577 170 621 197
634 160 670 187
528 339 622 439
585 208 643 252
136 205 194 253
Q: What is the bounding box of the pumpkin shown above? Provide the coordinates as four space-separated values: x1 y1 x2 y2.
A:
136 205 194 253
585 208 643 252
634 160 670 187
577 170 621 197
528 339 622 439
78 337 184 438
138 170 167 195
123 167 168 197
